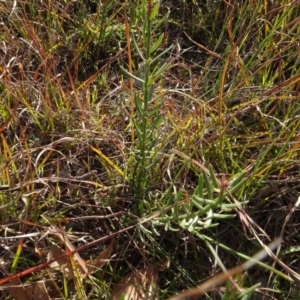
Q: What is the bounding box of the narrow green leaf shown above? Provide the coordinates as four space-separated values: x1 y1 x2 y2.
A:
172 204 179 219
150 33 164 54
210 213 235 219
120 65 145 85
230 171 247 189
229 175 246 194
221 203 239 209
188 216 199 232
133 119 143 141
148 101 163 116
215 189 225 207
209 164 219 189
145 76 155 88
190 198 204 211
194 174 204 198
150 44 174 66
183 204 190 214
203 171 213 199
176 189 183 202
145 155 160 169
153 13 169 32
150 223 160 236
195 219 207 226
192 195 213 204
201 203 213 214
151 62 170 80
147 137 159 153
146 83 155 102
168 225 180 232
143 200 152 212
204 209 213 228
164 220 170 231
149 1 160 20
131 33 145 60
134 95 145 117
151 114 163 128
180 219 187 228
239 283 261 299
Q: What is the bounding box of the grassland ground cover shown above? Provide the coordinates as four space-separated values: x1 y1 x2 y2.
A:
0 0 300 299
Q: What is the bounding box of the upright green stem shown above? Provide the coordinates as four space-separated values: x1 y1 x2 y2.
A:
135 0 153 199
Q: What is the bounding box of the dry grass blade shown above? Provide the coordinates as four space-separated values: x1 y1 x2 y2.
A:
167 238 282 300
45 218 89 277
171 149 211 178
48 239 114 278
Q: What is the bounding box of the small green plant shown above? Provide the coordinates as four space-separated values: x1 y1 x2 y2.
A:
121 0 172 205
152 150 248 240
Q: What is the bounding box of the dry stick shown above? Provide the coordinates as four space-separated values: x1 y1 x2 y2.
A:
261 73 300 96
170 149 211 177
183 31 222 59
167 238 282 300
